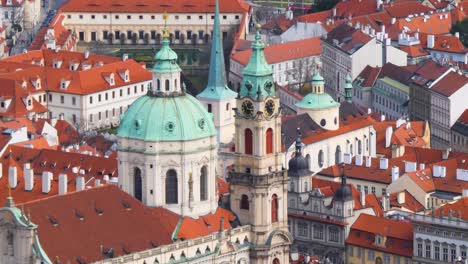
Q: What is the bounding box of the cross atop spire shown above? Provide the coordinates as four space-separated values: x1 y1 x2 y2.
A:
197 0 237 100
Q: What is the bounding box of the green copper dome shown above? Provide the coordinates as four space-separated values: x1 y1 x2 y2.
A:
152 38 181 73
296 93 339 109
311 72 324 84
118 94 217 142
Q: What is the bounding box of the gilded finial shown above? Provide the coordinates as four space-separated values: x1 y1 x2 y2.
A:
7 182 11 197
163 12 169 38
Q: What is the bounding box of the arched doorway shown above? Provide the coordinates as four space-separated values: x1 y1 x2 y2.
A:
133 167 142 201
272 258 280 264
166 169 178 204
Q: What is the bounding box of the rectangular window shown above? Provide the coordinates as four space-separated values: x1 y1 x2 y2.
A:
426 244 431 258
207 104 212 113
175 31 180 40
103 15 107 19
89 96 92 104
91 32 97 41
112 91 115 98
235 15 239 19
113 108 115 117
105 110 108 118
199 15 203 19
329 228 339 242
368 250 375 261
105 93 108 100
98 112 101 120
98 94 101 102
223 15 227 19
364 186 369 194
297 222 308 237
139 30 144 39
187 30 192 40
371 186 376 194
120 106 123 114
187 15 191 20
115 30 121 39
384 255 390 264
127 31 132 39
79 32 84 41
139 15 143 20
127 87 130 95
120 89 123 97
91 15 95 19
141 84 144 92
151 30 156 40
115 15 119 19
79 15 83 19
151 15 155 19
313 225 323 239
72 97 76 105
357 247 361 258
103 31 108 39
89 114 93 122
348 246 354 256
127 15 131 19
435 246 440 260
134 86 137 93
60 96 64 104
357 185 361 191
417 244 423 257
451 248 456 261
443 248 448 261
67 14 71 19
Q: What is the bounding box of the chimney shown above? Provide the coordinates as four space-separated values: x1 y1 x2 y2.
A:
382 194 389 211
442 148 451 160
440 166 446 178
385 126 393 148
76 176 85 191
405 122 411 129
355 154 363 166
360 188 366 207
462 189 468 197
391 166 399 182
427 35 435 49
420 163 425 170
24 163 34 191
455 32 460 38
344 153 352 164
8 166 17 189
332 7 337 17
456 169 468 181
84 49 90 59
405 161 417 172
95 179 101 187
366 156 372 167
122 54 129 61
103 175 110 183
433 165 441 177
379 158 388 170
381 115 386 122
58 174 67 195
42 171 53 193
367 108 372 114
397 192 405 204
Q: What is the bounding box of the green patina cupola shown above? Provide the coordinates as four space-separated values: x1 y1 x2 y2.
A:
240 25 275 99
197 0 237 100
344 73 353 103
296 71 339 110
118 24 217 142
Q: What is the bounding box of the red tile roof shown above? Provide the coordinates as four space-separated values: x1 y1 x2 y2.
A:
355 65 382 87
431 71 467 97
29 14 76 51
433 197 468 221
386 190 425 212
455 109 468 123
324 24 373 54
19 185 176 263
384 2 434 18
289 212 348 226
420 33 468 53
231 37 321 66
297 10 332 23
177 207 235 240
216 177 229 196
0 79 48 118
374 120 428 157
60 0 249 13
399 44 430 58
346 214 413 257
0 145 117 204
261 15 296 33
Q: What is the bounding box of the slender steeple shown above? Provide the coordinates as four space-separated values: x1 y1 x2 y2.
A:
344 73 353 103
240 24 275 99
197 0 236 100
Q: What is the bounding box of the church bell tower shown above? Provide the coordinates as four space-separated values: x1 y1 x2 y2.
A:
228 25 292 264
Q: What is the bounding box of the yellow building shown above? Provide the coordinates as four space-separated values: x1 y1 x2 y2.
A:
346 214 413 264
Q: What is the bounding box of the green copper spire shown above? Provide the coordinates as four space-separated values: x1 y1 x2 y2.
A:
197 0 236 100
240 25 275 99
345 73 353 103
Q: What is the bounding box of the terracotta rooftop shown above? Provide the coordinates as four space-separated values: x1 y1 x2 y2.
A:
324 23 373 54
231 37 321 66
355 65 382 87
433 197 468 221
430 71 467 97
386 190 425 212
19 185 175 263
384 2 434 18
60 0 249 13
420 33 468 54
451 109 468 136
346 214 413 257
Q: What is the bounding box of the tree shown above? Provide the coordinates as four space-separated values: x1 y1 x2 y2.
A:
285 57 319 89
311 0 339 13
451 18 468 47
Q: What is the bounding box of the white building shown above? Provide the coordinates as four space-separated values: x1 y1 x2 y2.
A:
230 37 321 90
0 49 152 131
59 0 249 44
321 23 407 102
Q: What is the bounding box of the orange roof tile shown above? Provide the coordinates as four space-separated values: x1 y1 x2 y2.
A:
431 71 467 97
384 2 434 18
420 33 468 53
60 0 249 13
231 37 321 66
19 185 176 263
177 207 236 240
346 214 413 257
386 190 425 212
433 197 468 221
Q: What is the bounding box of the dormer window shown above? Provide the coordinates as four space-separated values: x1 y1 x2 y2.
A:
118 69 130 82
60 79 71 89
6 0 12 5
53 60 62 68
21 81 27 89
31 77 41 89
110 74 115 85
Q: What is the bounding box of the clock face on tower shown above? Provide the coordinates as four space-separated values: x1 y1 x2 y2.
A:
241 100 254 116
265 99 275 116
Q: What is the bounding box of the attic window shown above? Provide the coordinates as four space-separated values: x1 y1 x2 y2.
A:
122 200 132 210
95 206 104 216
74 209 84 221
48 216 59 227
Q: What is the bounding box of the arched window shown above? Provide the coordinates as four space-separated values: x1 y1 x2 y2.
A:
272 258 280 264
271 194 278 223
157 79 160 90
358 140 362 154
349 144 353 156
266 128 273 154
306 154 311 170
165 169 178 204
200 166 207 201
335 145 342 164
240 194 249 210
133 167 142 201
226 103 230 111
318 150 324 167
174 79 178 90
245 128 253 155
165 79 170 91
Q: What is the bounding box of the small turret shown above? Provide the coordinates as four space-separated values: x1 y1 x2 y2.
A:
344 73 353 103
